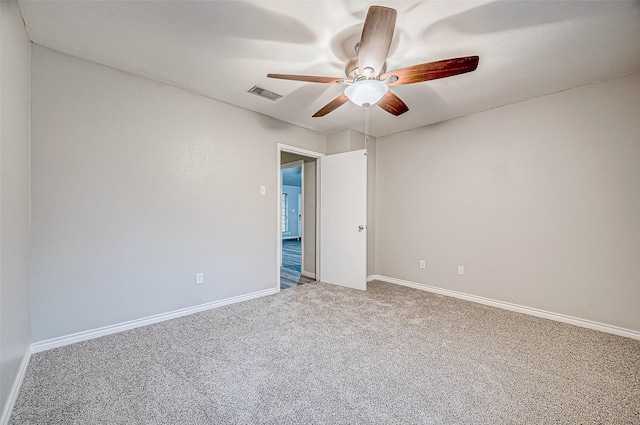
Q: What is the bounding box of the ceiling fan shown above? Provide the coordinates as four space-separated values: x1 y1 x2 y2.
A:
267 6 479 117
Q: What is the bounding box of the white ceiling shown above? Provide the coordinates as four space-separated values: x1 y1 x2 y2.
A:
18 0 640 137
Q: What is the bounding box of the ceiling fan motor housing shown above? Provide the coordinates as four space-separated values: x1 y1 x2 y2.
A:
345 57 387 80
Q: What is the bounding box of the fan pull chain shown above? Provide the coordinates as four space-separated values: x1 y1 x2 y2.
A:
363 103 370 155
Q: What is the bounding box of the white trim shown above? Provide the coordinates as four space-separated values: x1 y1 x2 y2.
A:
315 156 321 282
369 275 640 341
0 348 31 425
278 144 325 159
301 271 316 279
31 288 277 353
300 167 304 275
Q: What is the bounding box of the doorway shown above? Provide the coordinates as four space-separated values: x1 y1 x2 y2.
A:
276 143 368 292
277 145 323 291
280 155 317 289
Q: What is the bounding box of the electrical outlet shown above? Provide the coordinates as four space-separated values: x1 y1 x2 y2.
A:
457 265 464 275
196 272 204 284
419 260 426 269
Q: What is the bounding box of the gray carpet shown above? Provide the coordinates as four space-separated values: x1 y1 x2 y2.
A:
10 281 640 424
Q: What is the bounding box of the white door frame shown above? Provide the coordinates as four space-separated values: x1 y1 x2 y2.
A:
276 144 324 292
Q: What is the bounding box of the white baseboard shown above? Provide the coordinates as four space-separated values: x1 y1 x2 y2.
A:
301 271 316 279
368 275 640 341
31 287 277 353
0 347 31 425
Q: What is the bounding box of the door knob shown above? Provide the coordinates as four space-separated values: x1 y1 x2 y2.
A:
358 225 365 232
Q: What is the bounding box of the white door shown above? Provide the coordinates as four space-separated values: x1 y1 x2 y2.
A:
319 149 367 290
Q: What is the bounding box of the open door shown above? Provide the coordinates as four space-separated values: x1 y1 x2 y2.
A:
319 149 367 290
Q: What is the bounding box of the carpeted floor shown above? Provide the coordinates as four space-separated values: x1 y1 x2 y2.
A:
10 281 640 424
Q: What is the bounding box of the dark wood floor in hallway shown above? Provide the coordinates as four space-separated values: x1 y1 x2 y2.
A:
280 239 315 289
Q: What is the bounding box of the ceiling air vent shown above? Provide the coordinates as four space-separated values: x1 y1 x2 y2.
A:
247 86 282 101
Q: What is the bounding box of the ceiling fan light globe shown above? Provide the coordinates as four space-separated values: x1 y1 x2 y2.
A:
344 80 389 106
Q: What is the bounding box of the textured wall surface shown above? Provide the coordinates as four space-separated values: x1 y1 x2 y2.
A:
0 0 31 418
376 72 640 331
30 45 325 342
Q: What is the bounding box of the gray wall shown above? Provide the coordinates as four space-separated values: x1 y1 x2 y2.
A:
366 139 376 278
375 71 640 332
0 0 31 417
30 45 326 342
326 129 351 155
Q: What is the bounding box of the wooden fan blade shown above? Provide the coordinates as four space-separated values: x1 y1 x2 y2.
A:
312 94 349 117
267 74 346 84
377 91 409 116
357 6 397 77
381 56 479 86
